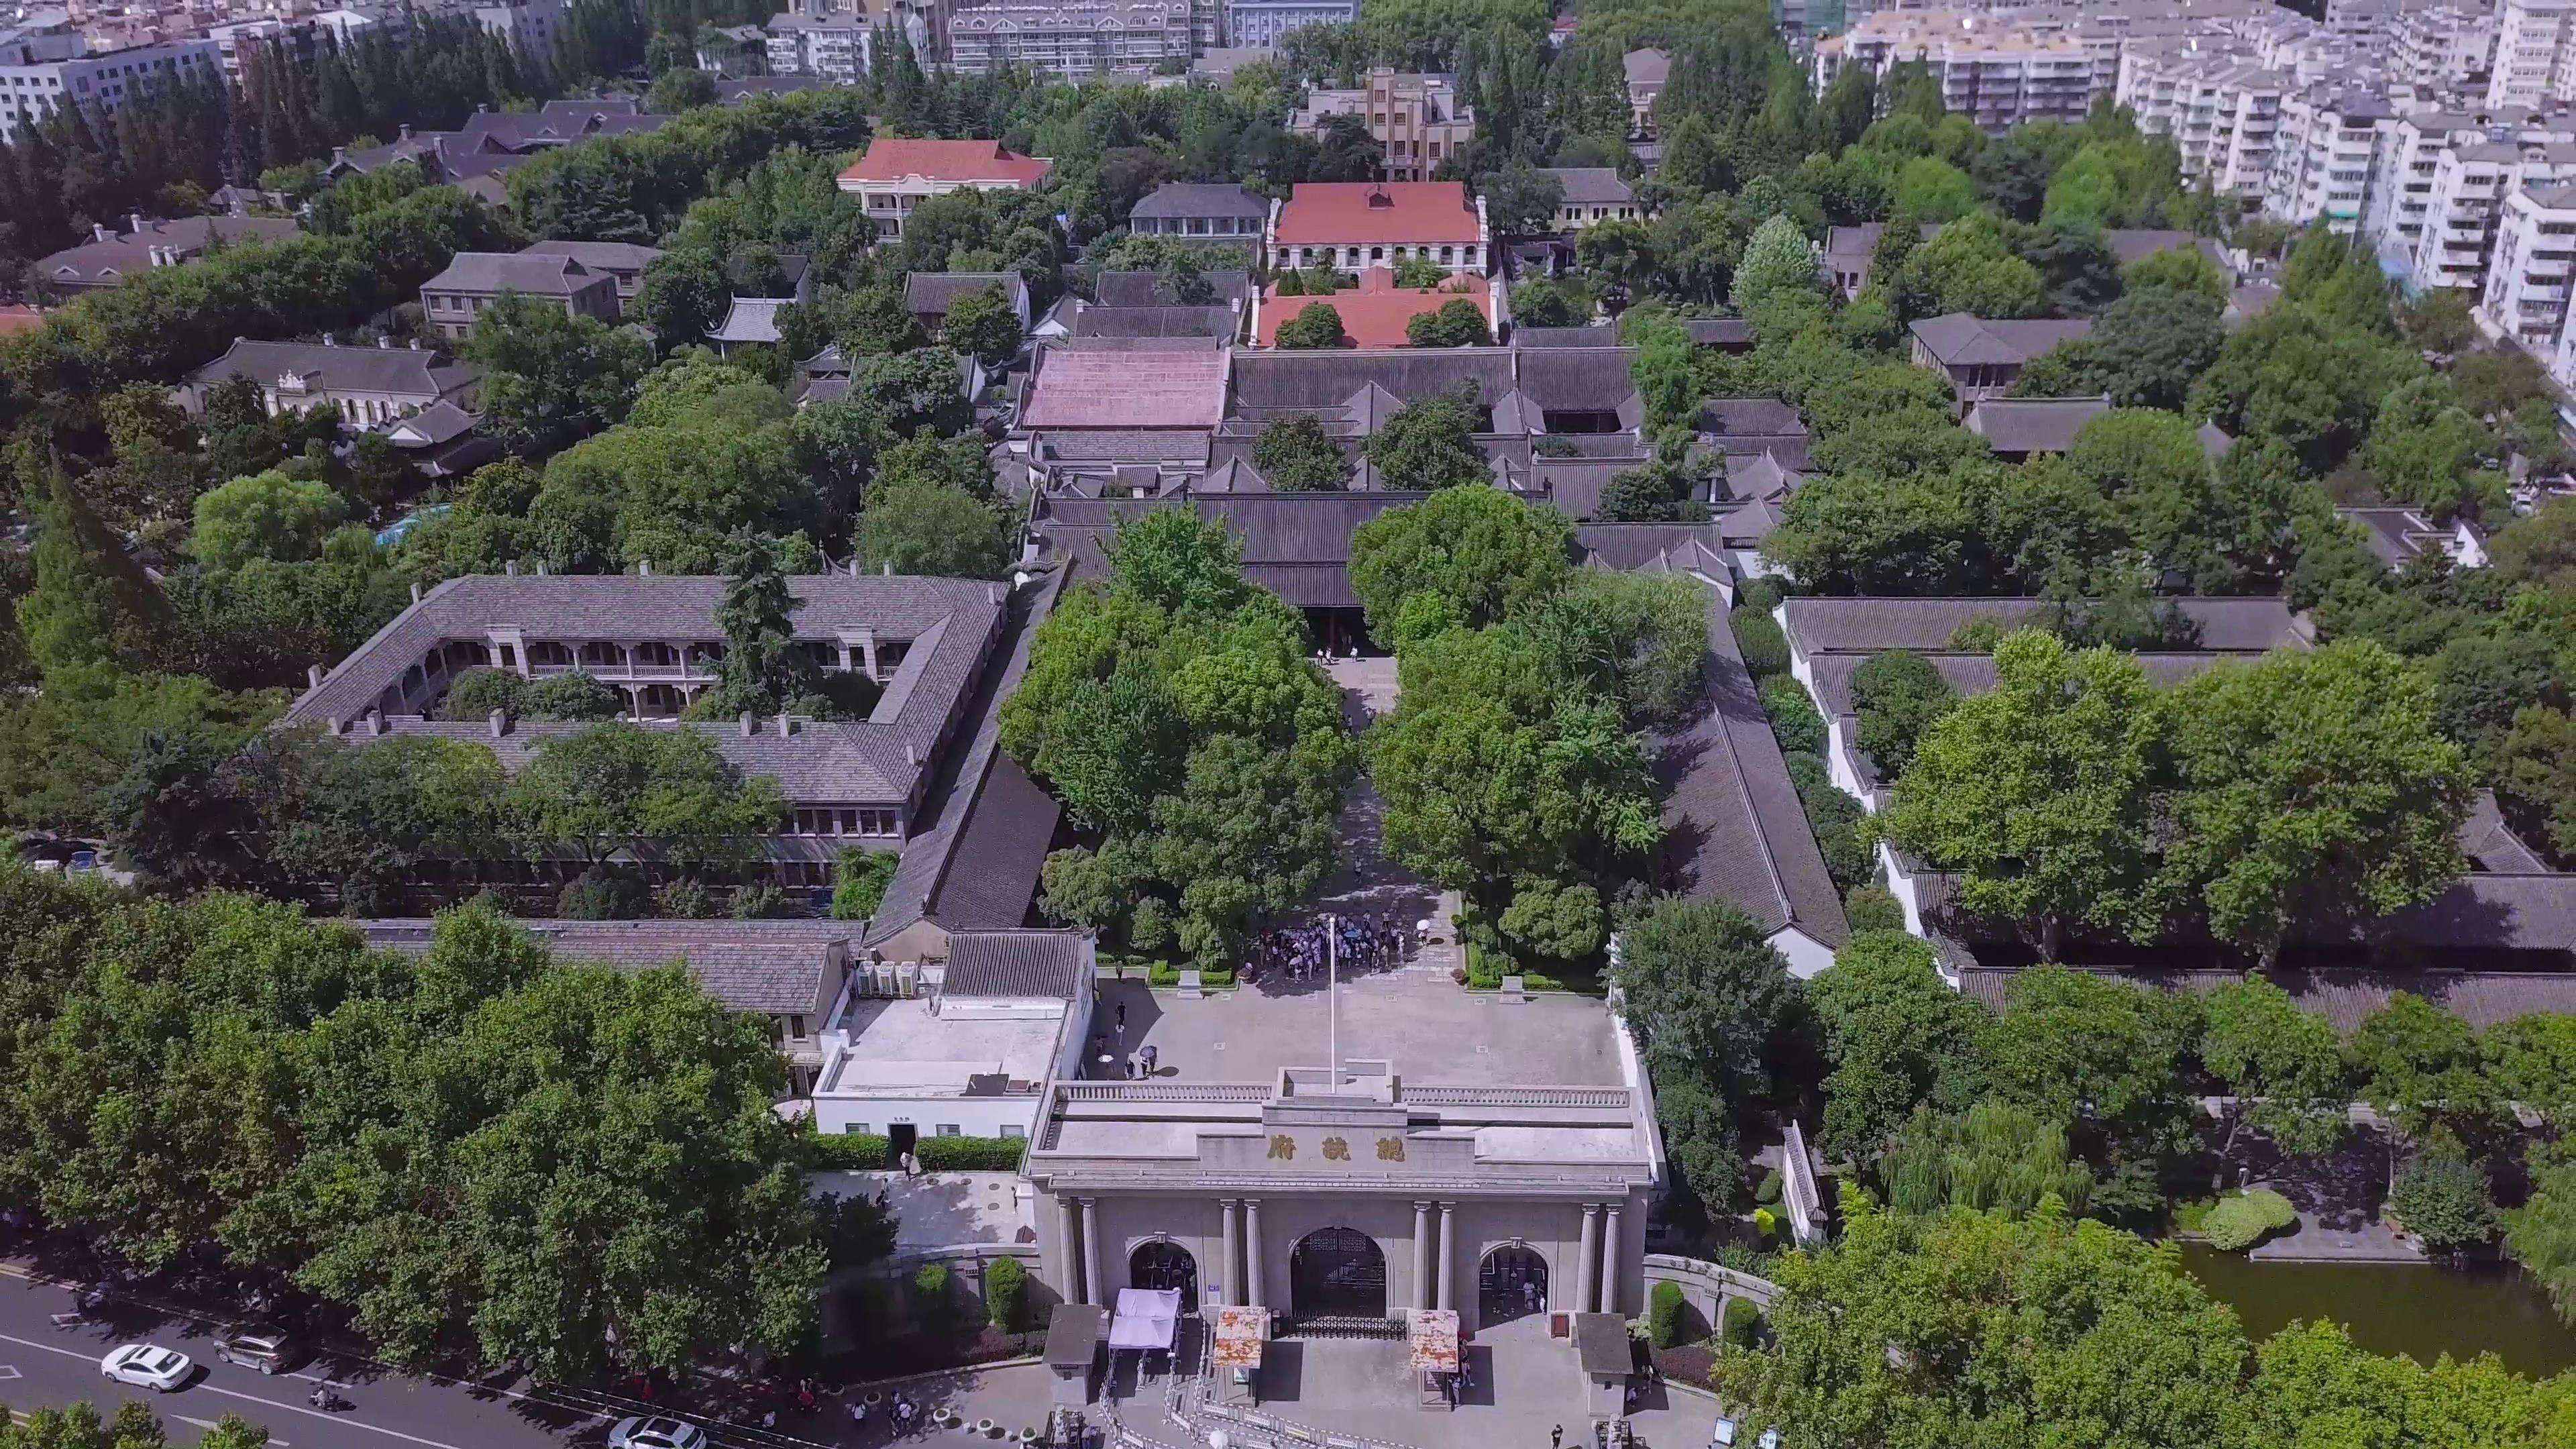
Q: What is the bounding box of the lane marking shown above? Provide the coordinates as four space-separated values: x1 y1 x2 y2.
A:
175 1411 288 1446
0 1364 19 1380
0 1332 468 1449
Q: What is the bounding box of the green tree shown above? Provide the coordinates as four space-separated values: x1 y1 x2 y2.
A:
1982 965 2201 1164
830 846 900 920
1729 213 1823 320
2500 705 2576 861
1250 415 1352 491
2157 643 2469 961
1403 297 1494 347
1348 484 1573 643
855 480 1008 579
1273 301 1349 349
2200 974 2353 1162
504 722 787 877
17 474 173 674
1879 1100 2094 1218
1611 897 1797 1205
1805 932 1992 1158
190 470 346 571
940 284 1024 370
1362 389 1495 492
1847 650 1954 778
2508 1148 2576 1325
464 293 655 449
1881 631 2163 956
2486 1012 2576 1128
635 247 730 343
2390 1146 2498 1256
2354 992 2501 1184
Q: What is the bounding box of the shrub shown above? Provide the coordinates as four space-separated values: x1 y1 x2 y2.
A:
2202 1189 2298 1251
1784 755 1872 890
1146 962 1236 987
559 867 650 919
657 879 723 918
1731 605 1790 677
1736 577 1786 612
1752 1205 1780 1239
916 1135 1028 1172
1759 674 1827 757
1648 1281 1688 1347
831 845 900 920
438 667 525 720
807 1131 893 1170
1844 883 1903 933
985 1255 1028 1332
1721 1298 1761 1351
731 883 793 918
914 1261 957 1339
1754 1169 1784 1205
2391 1149 2498 1254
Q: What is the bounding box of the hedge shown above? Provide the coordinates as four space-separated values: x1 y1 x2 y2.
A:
1721 1298 1762 1351
985 1255 1028 1332
1730 605 1790 678
808 1132 893 1170
917 1135 1028 1172
1145 962 1237 987
1844 883 1904 933
1648 1281 1688 1348
1758 674 1827 757
2203 1189 2298 1252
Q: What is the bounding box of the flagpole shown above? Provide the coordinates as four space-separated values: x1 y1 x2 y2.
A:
1326 911 1338 1088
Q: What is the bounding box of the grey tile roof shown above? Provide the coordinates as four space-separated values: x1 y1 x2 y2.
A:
1511 325 1620 347
1682 318 1754 349
1623 48 1670 86
1097 270 1254 309
1570 523 1729 570
867 566 1072 945
387 399 482 448
360 916 851 1014
288 574 1005 806
1652 590 1849 947
1699 397 1807 441
1128 182 1269 221
1964 395 2110 454
521 239 663 273
1038 492 1419 609
943 930 1091 997
906 271 1032 319
1780 596 2312 657
1955 965 2576 1032
182 338 477 402
424 252 610 297
1541 167 1635 207
1070 305 1237 338
1909 313 2094 368
710 297 788 343
37 214 303 286
2462 790 2548 874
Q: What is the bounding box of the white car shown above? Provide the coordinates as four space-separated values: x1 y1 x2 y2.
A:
1713 1418 1738 1448
100 1344 193 1391
608 1416 708 1449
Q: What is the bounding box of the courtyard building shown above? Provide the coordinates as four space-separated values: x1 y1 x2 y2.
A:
1268 181 1491 277
836 138 1057 242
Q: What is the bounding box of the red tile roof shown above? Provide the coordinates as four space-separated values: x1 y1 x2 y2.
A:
839 138 1054 187
0 304 47 336
1256 268 1491 349
1273 182 1481 246
1020 342 1228 429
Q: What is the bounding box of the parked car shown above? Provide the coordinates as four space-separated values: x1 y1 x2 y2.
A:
213 1325 300 1375
100 1344 193 1391
608 1417 708 1449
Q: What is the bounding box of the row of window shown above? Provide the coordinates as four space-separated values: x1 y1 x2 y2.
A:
1278 244 1468 266
792 808 902 837
839 1123 1027 1138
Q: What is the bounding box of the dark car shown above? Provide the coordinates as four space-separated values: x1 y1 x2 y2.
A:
213 1325 300 1375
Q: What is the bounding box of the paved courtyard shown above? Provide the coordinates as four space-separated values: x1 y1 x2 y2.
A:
809 1170 1032 1251
1310 655 1453 981
1082 973 1628 1088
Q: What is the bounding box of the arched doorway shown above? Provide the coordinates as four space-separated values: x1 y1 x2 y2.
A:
1130 1240 1198 1305
1289 1228 1387 1320
1479 1245 1548 1326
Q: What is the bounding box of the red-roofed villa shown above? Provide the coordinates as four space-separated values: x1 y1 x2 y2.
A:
1267 180 1489 277
1254 268 1496 349
835 138 1056 242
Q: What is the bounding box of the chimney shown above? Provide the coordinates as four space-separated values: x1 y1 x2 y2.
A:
409 582 421 603
332 144 345 164
365 707 385 737
410 338 422 350
904 741 919 767
127 212 145 235
504 557 518 574
740 711 756 737
377 335 390 348
536 561 549 576
988 583 1003 604
639 559 652 576
399 123 412 140
488 708 508 738
307 663 325 689
881 561 892 576
93 223 113 243
775 714 794 738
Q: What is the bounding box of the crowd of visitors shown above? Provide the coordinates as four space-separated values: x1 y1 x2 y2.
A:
1246 914 1408 984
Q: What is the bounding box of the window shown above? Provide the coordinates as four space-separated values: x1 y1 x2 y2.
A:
1000 1124 1027 1140
788 1015 806 1038
936 1124 962 1136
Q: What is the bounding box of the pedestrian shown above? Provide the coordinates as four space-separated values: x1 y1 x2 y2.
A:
1554 1425 1564 1449
763 1409 777 1430
1116 1002 1128 1033
851 1401 868 1428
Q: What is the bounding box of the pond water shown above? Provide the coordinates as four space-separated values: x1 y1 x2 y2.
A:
2178 1244 2576 1377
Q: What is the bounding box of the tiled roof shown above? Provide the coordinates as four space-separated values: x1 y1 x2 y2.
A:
1071 305 1236 339
1542 167 1635 207
1256 269 1489 348
360 916 850 1014
1020 341 1228 429
1096 270 1254 308
1273 182 1480 246
387 399 482 448
521 239 663 272
1511 325 1620 347
423 252 610 297
2463 789 2549 874
906 270 1031 319
1909 313 2094 368
1623 48 1671 85
1652 591 1849 946
1699 397 1807 440
1682 318 1755 349
37 214 303 284
1780 596 2312 657
709 297 787 344
1957 965 2576 1032
943 930 1092 998
1129 181 1269 220
182 338 477 402
841 138 1053 186
1964 395 2110 454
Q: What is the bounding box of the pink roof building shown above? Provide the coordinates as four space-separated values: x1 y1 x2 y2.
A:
1267 182 1490 278
836 139 1055 243
1018 341 1228 431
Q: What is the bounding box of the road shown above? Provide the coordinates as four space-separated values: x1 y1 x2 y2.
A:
0 1265 627 1449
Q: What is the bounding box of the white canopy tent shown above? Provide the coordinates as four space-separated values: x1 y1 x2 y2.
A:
1110 1287 1183 1353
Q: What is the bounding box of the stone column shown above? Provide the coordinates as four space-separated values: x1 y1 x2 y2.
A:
1575 1204 1601 1316
1599 1204 1623 1314
1411 1202 1432 1311
1058 1197 1084 1305
1244 1198 1266 1310
1080 1197 1104 1308
1220 1198 1240 1306
1436 1201 1456 1311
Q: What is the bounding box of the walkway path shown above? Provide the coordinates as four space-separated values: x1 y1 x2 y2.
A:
1310 657 1452 982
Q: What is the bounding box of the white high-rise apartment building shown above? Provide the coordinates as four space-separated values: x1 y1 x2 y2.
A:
2266 85 2397 231
1811 8 2096 130
2362 108 2576 267
2489 0 2576 107
2116 40 2288 198
0 34 220 144
2479 180 2576 345
2394 0 2501 92
2406 133 2576 290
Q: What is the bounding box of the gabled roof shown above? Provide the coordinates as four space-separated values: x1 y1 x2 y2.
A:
1909 313 2095 368
521 239 663 272
1070 305 1236 339
1129 181 1269 221
709 298 787 345
841 138 1053 187
1682 317 1755 349
1097 270 1254 309
1653 592 1849 947
1542 167 1636 207
1021 340 1228 429
360 917 851 1014
906 270 1031 319
943 930 1092 998
182 337 478 400
423 251 611 296
1623 48 1671 86
1698 397 1806 441
1512 325 1620 348
1258 270 1491 348
1779 596 2313 657
38 214 303 285
1963 395 2111 455
1273 182 1481 246
387 400 482 448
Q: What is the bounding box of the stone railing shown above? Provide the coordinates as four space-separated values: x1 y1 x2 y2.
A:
1400 1085 1633 1109
1643 1252 1780 1335
1059 1082 1273 1103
